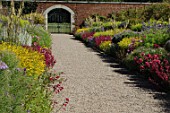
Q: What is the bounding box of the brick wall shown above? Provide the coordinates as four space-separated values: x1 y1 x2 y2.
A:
37 2 149 27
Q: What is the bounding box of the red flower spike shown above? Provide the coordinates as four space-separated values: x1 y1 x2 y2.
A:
56 84 60 87
55 76 60 79
66 98 69 102
49 77 54 81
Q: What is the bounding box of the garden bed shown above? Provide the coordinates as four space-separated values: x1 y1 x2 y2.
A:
74 3 170 92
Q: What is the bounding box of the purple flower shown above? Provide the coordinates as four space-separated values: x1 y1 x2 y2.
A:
0 61 8 70
26 110 31 113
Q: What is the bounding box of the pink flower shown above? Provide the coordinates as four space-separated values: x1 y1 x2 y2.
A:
140 65 145 70
153 54 159 60
133 56 138 61
49 77 54 81
153 44 160 48
138 58 143 64
144 56 148 60
145 62 150 68
33 42 37 46
163 59 169 66
141 52 145 56
147 54 152 59
153 60 161 65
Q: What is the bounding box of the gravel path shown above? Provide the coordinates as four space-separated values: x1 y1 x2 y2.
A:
51 34 169 113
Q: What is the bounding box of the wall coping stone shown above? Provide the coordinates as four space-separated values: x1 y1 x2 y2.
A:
37 1 152 5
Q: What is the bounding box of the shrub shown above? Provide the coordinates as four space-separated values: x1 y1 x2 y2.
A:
142 28 169 47
81 32 95 42
32 45 56 69
124 47 167 71
118 37 132 49
94 36 112 46
118 37 142 53
0 69 34 113
130 23 142 32
27 26 52 48
0 51 19 69
93 29 125 37
99 41 111 53
143 3 170 21
24 13 45 25
133 52 170 90
75 28 92 34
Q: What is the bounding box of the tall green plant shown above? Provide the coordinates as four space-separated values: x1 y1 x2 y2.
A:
6 0 24 44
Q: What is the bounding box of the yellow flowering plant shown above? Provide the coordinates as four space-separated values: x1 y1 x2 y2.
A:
99 41 111 53
118 37 142 50
0 42 45 78
93 29 125 38
75 28 91 34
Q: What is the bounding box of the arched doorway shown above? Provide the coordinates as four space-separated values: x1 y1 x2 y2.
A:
44 5 75 34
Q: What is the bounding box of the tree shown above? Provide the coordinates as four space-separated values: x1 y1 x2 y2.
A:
2 1 37 14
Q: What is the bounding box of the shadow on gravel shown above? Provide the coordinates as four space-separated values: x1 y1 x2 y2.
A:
71 37 170 112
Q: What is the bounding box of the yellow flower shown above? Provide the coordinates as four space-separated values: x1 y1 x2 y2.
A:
0 42 45 78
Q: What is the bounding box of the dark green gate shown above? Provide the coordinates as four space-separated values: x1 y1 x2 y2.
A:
48 8 71 33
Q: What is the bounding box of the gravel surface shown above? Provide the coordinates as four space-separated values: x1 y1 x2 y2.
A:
51 34 170 113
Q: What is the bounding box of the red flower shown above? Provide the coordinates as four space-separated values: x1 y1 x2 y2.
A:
141 52 145 56
138 58 143 64
49 77 54 81
163 59 169 66
147 54 152 59
153 44 160 48
153 54 159 60
145 62 150 68
66 98 69 102
140 65 145 70
55 75 60 79
133 56 138 61
163 74 169 81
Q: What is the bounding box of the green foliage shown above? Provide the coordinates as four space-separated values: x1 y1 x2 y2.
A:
18 18 30 28
142 28 169 47
110 3 170 23
0 69 52 113
124 47 167 70
93 29 125 37
0 69 33 113
143 3 170 21
130 23 142 32
25 73 52 113
24 13 45 25
0 51 19 69
92 22 103 27
0 49 52 113
27 26 52 48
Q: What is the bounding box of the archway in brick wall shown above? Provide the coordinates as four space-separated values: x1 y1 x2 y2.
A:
43 5 75 33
